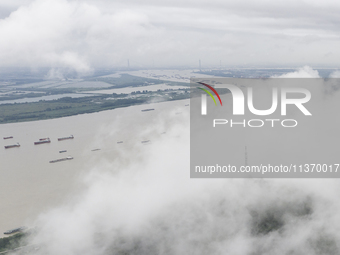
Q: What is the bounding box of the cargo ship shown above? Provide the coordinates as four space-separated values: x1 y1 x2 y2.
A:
34 138 50 145
58 135 74 141
49 156 73 163
141 140 150 144
3 136 13 139
4 143 20 149
141 109 154 112
117 141 123 144
4 226 26 235
59 150 67 153
91 148 101 151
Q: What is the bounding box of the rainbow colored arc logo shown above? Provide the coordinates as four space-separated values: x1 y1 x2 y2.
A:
197 82 223 106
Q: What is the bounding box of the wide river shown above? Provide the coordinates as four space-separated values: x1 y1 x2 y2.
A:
0 99 189 237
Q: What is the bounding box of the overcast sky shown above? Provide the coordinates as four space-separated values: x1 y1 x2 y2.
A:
0 0 340 72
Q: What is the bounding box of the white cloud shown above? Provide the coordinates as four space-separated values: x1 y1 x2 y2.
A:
329 70 340 78
272 66 320 78
0 0 155 73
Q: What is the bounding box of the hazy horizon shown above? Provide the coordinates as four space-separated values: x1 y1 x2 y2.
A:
1 0 340 74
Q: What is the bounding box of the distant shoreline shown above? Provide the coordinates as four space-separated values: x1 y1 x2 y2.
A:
0 93 189 125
